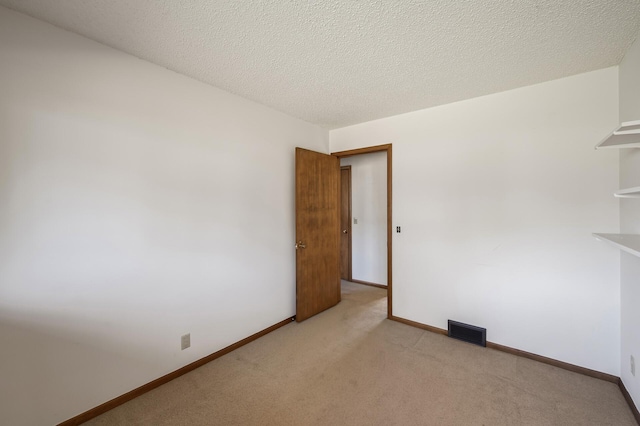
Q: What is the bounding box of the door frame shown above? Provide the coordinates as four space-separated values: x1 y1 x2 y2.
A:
331 144 392 319
340 165 353 281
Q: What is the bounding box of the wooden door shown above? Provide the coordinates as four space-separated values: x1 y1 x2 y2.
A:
295 148 341 322
340 166 352 280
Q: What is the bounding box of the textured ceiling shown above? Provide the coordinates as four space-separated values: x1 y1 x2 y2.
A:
1 1 640 129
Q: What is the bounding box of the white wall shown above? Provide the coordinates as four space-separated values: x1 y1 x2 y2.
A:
340 153 387 285
619 34 640 410
331 68 621 374
0 7 328 425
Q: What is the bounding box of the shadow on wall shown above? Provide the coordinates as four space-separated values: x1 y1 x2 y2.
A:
0 308 166 424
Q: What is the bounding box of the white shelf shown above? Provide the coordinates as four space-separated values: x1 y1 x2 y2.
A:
613 120 640 135
593 122 640 257
593 233 640 258
596 121 640 149
614 186 640 198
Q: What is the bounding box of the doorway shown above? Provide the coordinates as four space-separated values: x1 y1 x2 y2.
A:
332 144 392 318
340 165 352 281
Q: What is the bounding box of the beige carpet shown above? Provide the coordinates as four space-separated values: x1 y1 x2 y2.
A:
86 281 637 425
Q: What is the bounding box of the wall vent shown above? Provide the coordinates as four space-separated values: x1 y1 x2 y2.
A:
448 320 486 347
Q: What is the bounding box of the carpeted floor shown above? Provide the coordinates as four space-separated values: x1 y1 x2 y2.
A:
86 281 637 425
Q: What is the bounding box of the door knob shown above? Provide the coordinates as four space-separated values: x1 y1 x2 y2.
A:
295 241 306 249
342 229 348 234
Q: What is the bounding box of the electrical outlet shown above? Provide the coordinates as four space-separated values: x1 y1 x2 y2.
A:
631 355 635 376
181 333 190 350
